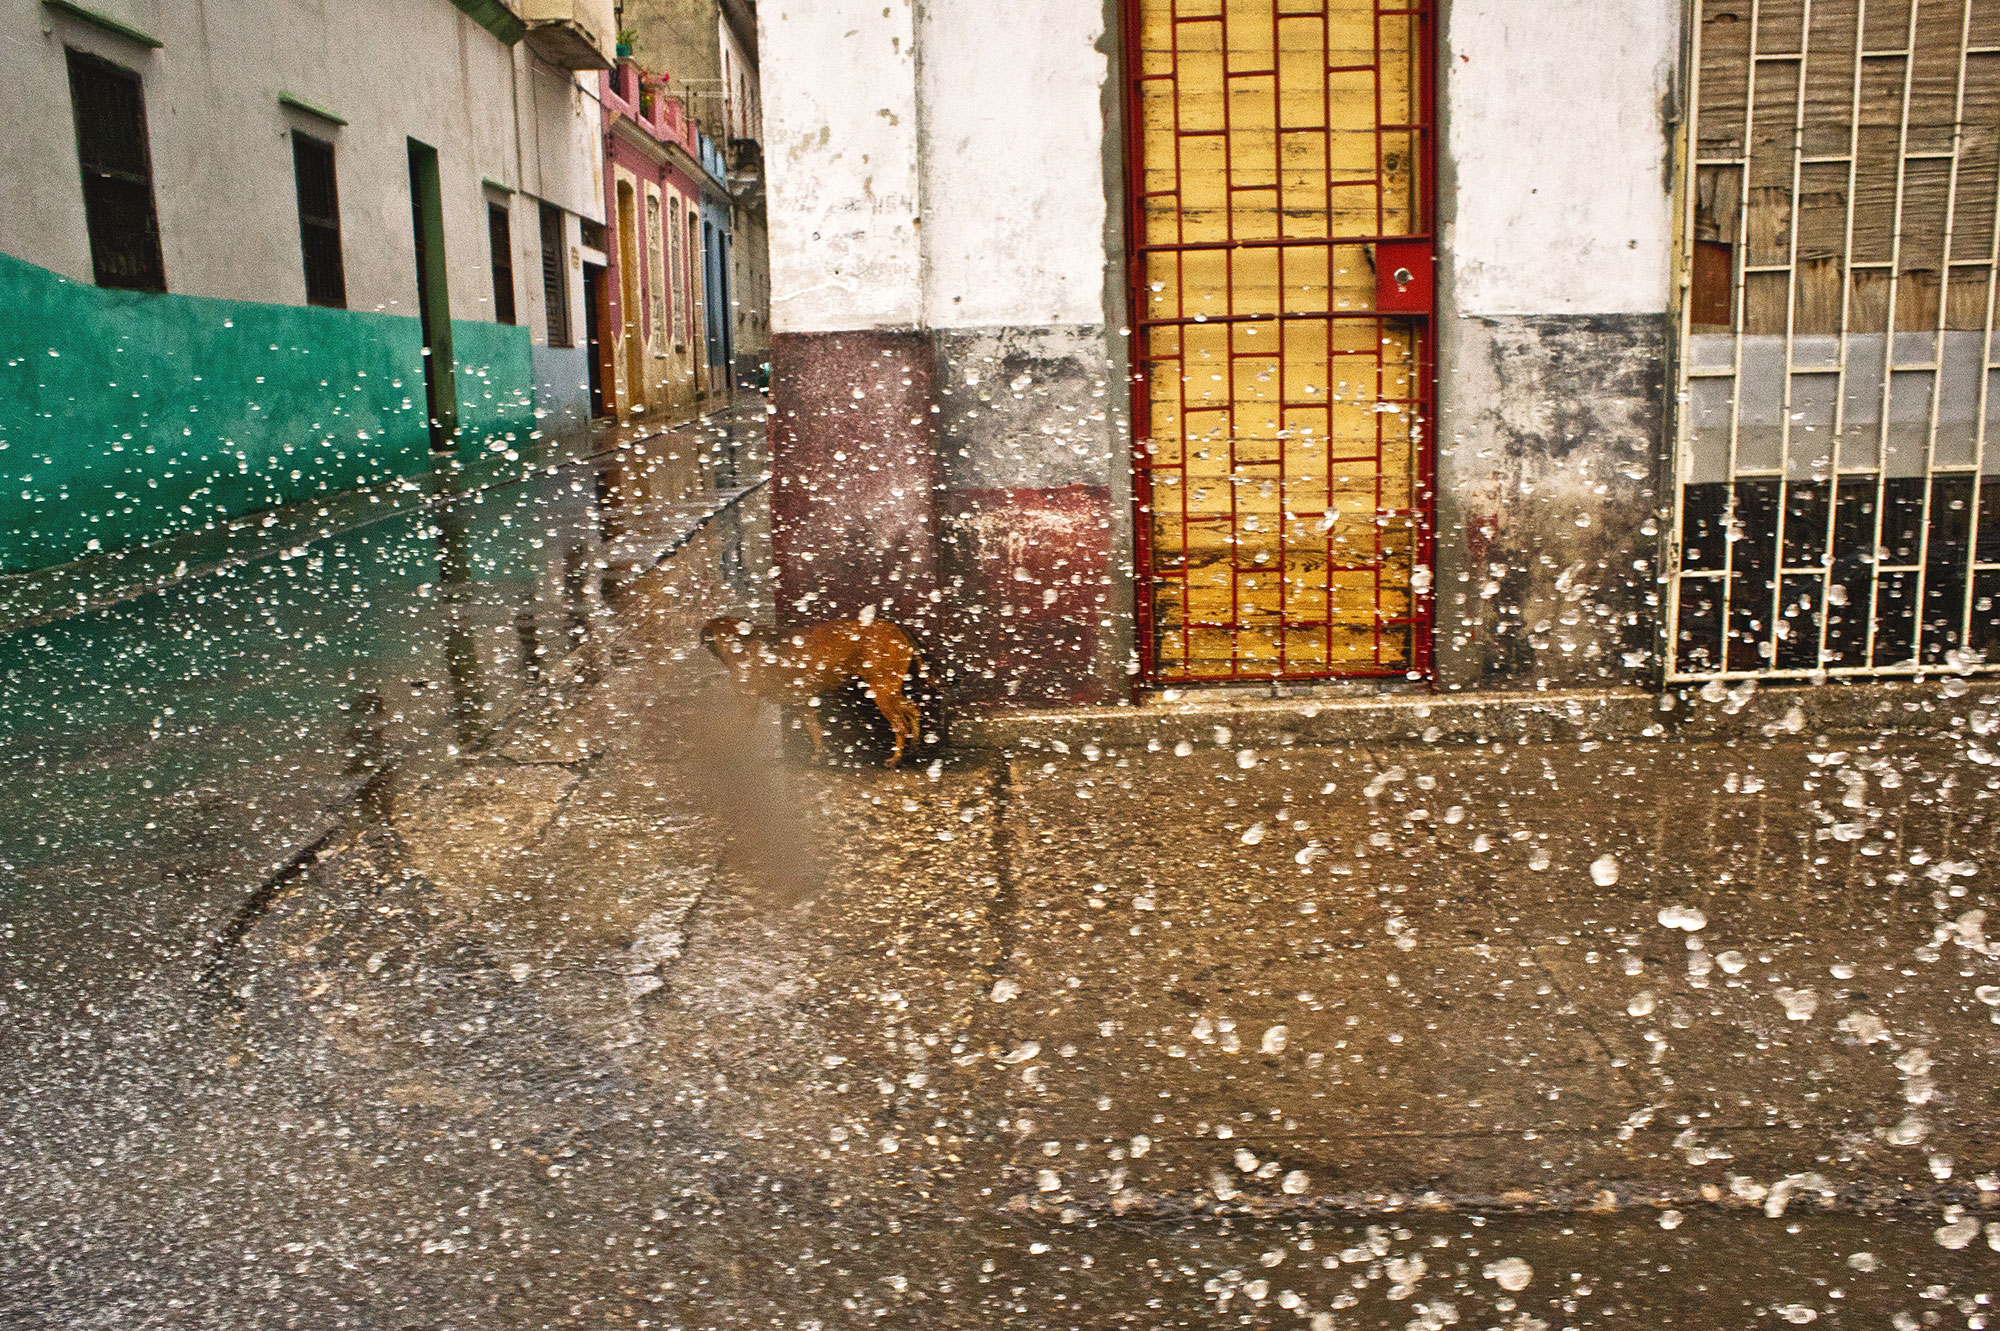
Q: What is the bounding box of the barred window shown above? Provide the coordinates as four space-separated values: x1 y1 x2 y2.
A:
292 133 346 308
66 49 164 292
488 204 516 325
540 202 571 348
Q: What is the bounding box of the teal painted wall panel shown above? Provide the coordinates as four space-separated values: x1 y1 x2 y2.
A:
0 253 540 574
447 316 542 489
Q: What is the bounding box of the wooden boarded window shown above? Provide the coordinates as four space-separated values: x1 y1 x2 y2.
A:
488 203 516 325
66 49 164 293
292 133 347 308
540 202 571 348
1670 0 2000 679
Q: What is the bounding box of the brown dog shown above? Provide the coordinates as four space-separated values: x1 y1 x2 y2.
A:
701 616 927 768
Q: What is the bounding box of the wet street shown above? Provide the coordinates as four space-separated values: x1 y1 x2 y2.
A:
1 403 1996 1328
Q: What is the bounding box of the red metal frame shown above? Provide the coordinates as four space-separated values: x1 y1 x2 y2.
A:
1121 0 1437 686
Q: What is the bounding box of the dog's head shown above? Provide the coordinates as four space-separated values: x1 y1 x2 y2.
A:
700 616 756 661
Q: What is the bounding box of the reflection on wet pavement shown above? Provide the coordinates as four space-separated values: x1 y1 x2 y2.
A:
5 403 2000 1328
0 405 769 1007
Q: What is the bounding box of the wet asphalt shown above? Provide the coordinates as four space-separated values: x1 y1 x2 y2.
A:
3 413 2000 1327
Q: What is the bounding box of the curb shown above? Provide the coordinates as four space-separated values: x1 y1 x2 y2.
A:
948 677 2000 753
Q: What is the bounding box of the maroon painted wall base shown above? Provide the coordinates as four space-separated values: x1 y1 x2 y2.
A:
768 330 1116 708
940 485 1114 706
768 330 942 639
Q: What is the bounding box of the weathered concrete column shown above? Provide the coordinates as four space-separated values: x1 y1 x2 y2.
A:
917 1 1123 705
759 0 1128 705
1434 2 1680 691
759 0 941 636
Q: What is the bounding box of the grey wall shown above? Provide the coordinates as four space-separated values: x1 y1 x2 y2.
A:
3 0 603 337
1435 314 1670 688
533 344 593 442
1433 0 1683 691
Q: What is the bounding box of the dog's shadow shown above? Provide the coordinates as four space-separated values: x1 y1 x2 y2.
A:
779 665 944 770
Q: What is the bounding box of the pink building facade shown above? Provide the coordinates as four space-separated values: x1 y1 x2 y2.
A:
598 61 717 428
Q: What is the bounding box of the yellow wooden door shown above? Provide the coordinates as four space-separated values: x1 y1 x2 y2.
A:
1127 0 1434 681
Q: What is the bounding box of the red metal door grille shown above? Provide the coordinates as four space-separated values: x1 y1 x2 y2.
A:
1123 0 1436 684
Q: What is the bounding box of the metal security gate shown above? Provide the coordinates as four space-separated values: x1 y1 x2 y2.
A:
1669 0 2000 679
1124 0 1435 683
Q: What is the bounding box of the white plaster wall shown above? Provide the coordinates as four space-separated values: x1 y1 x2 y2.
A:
1445 0 1678 316
916 0 1109 330
1 0 602 337
756 0 922 332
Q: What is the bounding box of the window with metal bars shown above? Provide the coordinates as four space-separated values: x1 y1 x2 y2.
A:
668 197 684 348
291 133 346 308
66 48 164 292
540 202 571 348
489 203 516 325
1670 0 2000 680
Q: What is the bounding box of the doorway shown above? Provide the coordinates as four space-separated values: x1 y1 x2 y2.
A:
702 218 728 396
584 262 610 420
406 140 457 452
616 180 647 414
1122 0 1435 682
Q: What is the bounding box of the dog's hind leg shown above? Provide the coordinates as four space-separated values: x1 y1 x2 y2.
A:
873 688 913 769
801 706 828 764
884 705 909 769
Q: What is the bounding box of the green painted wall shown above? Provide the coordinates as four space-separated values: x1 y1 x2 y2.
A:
446 317 541 489
0 251 539 573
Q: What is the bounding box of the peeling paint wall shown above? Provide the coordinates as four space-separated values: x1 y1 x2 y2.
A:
769 329 940 629
760 0 1689 702
932 326 1121 703
757 0 922 332
915 1 1109 330
1444 1 1678 318
759 0 1127 704
1435 0 1681 690
915 3 1122 702
1436 315 1668 688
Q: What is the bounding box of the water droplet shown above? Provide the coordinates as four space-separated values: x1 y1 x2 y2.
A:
1658 904 1707 931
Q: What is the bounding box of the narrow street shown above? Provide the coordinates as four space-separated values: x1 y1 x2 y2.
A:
8 0 2000 1325
5 448 1996 1326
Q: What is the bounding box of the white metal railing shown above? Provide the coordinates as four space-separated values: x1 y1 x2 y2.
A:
1667 0 2000 680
